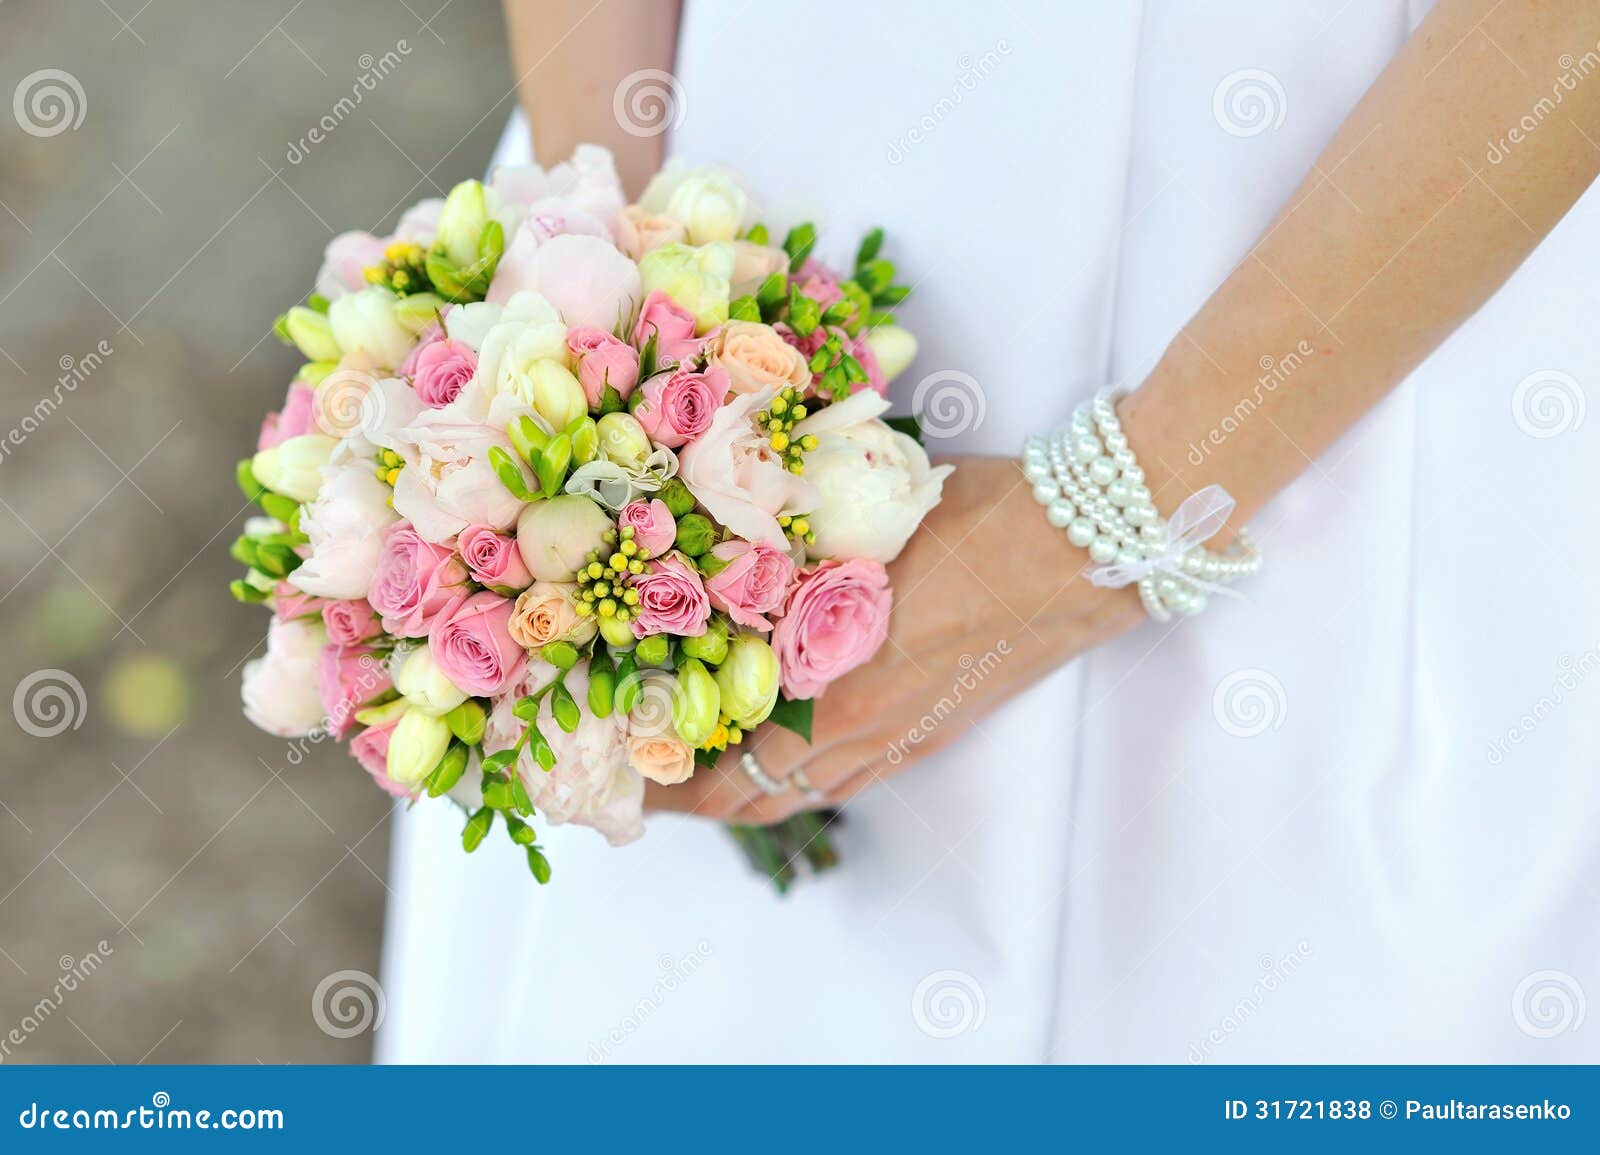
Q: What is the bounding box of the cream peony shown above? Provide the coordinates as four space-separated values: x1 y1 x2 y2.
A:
385 401 530 543
241 617 328 738
793 389 954 564
288 457 399 599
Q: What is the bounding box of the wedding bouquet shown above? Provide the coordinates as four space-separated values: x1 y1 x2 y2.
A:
232 146 952 889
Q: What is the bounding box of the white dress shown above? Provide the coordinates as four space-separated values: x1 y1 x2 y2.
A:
378 0 1600 1062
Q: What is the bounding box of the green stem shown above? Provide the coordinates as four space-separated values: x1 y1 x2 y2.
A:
725 810 842 894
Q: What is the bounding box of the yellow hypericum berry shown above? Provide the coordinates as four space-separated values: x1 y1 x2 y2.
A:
777 514 793 528
622 589 639 606
727 726 743 745
384 468 401 486
791 518 810 537
628 560 644 575
576 600 594 616
801 435 819 452
619 525 635 540
598 598 617 617
790 405 807 420
364 265 384 284
787 461 805 474
587 561 604 580
770 396 788 415
593 582 610 598
769 431 790 452
609 552 627 570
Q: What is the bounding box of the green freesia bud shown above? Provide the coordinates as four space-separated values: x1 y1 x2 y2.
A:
535 431 572 498
436 179 489 268
443 699 487 745
673 513 715 557
596 412 651 469
657 477 696 518
569 417 600 465
296 360 340 387
550 680 581 733
587 654 616 718
598 613 637 649
527 360 587 432
251 434 336 503
461 806 494 852
386 708 452 789
681 617 729 665
637 242 734 334
714 633 780 728
488 445 536 501
394 645 470 716
509 414 550 464
425 742 469 797
541 641 579 670
354 696 410 729
284 306 341 362
865 324 918 384
673 657 721 747
635 633 670 667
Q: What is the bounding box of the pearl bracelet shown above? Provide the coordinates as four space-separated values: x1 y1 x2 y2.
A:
1022 390 1262 622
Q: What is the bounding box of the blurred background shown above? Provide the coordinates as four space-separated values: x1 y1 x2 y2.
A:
0 0 511 1062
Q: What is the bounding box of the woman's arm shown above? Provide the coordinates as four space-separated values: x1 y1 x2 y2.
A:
504 0 682 198
1124 0 1600 531
669 0 1600 823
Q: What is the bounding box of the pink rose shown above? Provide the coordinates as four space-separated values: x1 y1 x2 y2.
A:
567 326 641 407
408 338 477 408
632 290 702 365
704 539 795 632
322 598 382 646
273 580 326 623
316 645 392 739
397 317 446 376
429 591 526 695
795 258 845 310
257 382 315 451
457 524 533 591
350 720 415 798
369 521 470 638
618 499 677 557
771 559 891 699
632 365 726 449
628 552 711 638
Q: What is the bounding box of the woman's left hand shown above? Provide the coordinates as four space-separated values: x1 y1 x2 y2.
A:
644 455 1144 824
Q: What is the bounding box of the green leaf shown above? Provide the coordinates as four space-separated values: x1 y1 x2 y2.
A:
598 384 625 416
272 313 293 345
236 459 265 502
505 815 536 846
756 271 788 314
783 223 817 272
855 227 884 270
884 414 924 443
874 283 912 307
693 746 721 769
511 774 534 816
462 807 494 852
637 330 660 379
767 695 814 744
855 259 896 296
230 578 272 604
512 694 542 722
745 222 769 245
728 295 761 323
526 846 552 885
305 293 331 314
482 777 516 810
481 748 518 776
787 286 821 337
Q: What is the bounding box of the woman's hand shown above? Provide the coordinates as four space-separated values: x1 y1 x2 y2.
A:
644 455 1144 824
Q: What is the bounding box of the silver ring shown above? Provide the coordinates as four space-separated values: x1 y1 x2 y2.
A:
788 767 827 806
740 751 787 797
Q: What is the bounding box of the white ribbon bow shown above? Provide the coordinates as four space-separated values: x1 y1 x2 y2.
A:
1087 483 1244 598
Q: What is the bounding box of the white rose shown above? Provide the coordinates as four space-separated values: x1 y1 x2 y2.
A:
241 617 327 738
466 290 571 401
793 390 954 564
288 457 399 599
640 164 754 245
329 287 416 371
393 645 470 716
252 433 337 503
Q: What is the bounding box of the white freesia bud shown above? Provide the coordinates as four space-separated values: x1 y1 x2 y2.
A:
793 390 954 565
640 164 754 245
329 287 415 371
637 242 734 334
284 306 341 362
524 360 588 431
864 324 918 385
595 412 652 469
394 645 470 716
386 708 452 789
251 434 337 503
713 633 780 728
435 178 488 267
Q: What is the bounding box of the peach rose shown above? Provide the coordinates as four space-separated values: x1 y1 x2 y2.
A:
730 241 790 295
708 321 812 397
616 205 687 260
508 581 597 651
626 733 695 786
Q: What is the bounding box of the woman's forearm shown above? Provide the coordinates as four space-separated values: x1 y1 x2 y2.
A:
504 0 682 198
1122 0 1600 528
